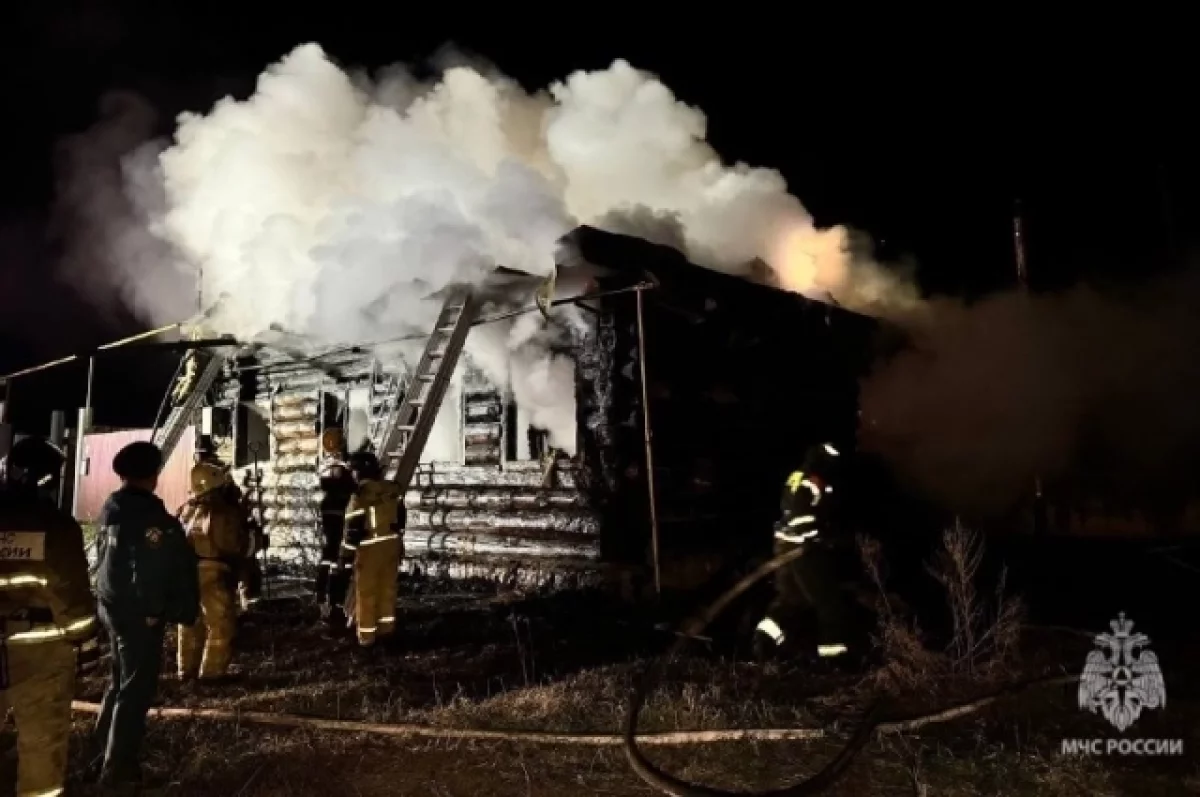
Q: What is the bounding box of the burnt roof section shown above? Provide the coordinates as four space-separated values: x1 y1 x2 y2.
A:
231 226 883 378
558 225 876 333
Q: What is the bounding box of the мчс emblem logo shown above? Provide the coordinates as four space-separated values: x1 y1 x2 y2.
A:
1078 613 1166 732
145 527 164 549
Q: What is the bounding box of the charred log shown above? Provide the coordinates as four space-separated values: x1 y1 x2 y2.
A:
404 528 600 559
406 487 586 511
407 508 600 536
410 463 580 490
403 556 606 590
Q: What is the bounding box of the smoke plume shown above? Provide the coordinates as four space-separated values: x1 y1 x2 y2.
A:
859 273 1200 516
50 91 194 324
60 44 1200 519
72 43 890 454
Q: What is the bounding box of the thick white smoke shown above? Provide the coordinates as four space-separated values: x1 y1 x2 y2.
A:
100 43 886 453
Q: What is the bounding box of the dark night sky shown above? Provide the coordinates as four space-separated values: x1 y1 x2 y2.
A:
1 5 1195 434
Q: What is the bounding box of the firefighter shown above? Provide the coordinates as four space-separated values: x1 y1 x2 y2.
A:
337 450 403 647
93 441 200 788
194 437 263 613
177 462 250 681
0 436 99 797
317 428 355 630
171 350 198 406
753 442 855 664
237 468 266 613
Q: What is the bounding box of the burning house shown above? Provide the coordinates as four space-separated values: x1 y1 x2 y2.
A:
160 227 879 594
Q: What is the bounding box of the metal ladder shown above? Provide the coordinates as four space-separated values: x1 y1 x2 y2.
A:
368 363 406 453
152 350 229 464
377 287 480 487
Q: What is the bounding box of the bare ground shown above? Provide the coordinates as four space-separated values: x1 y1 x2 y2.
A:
1 587 1197 795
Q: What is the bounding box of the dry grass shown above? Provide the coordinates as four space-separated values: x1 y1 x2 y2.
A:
2 560 1193 794
414 662 818 734
859 523 1025 697
54 700 1166 796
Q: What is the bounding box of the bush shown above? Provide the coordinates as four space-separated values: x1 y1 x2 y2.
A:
859 521 1024 694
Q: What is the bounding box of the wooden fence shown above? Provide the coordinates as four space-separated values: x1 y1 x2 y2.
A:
74 427 195 522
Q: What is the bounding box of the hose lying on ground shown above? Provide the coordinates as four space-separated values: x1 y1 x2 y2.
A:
625 546 885 796
69 557 1074 782
623 546 1077 796
70 701 823 745
71 668 1071 748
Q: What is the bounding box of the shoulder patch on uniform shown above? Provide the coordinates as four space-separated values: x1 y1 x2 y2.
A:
145 527 164 548
0 531 47 562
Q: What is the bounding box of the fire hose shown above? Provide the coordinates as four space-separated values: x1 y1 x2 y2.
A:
623 546 1074 796
66 540 1074 788
624 545 886 796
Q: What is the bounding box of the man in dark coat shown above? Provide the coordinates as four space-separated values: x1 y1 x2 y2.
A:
92 441 200 788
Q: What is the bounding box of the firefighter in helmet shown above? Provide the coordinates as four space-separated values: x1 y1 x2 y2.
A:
194 436 264 613
317 428 355 631
0 436 99 796
337 450 404 647
176 460 250 680
237 467 267 612
192 437 244 510
753 442 855 664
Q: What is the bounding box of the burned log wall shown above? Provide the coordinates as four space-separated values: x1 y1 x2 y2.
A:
569 228 879 579
221 346 363 570
405 349 603 589
207 231 879 592
404 461 603 590
574 310 624 560
214 342 604 588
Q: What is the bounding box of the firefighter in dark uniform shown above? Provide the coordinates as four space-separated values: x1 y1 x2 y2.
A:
237 468 267 611
0 436 99 796
338 450 404 647
93 441 200 788
317 429 355 630
753 442 854 663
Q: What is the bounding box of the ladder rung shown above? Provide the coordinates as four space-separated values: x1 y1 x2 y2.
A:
371 288 476 480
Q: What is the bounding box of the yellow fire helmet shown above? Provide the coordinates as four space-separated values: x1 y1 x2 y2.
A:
190 461 228 496
321 427 345 455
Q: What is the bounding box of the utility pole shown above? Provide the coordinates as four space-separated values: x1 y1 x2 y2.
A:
1014 199 1045 533
49 410 67 509
1013 199 1030 289
635 284 661 596
71 357 96 519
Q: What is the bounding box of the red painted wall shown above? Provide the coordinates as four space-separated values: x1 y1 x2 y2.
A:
74 427 195 522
